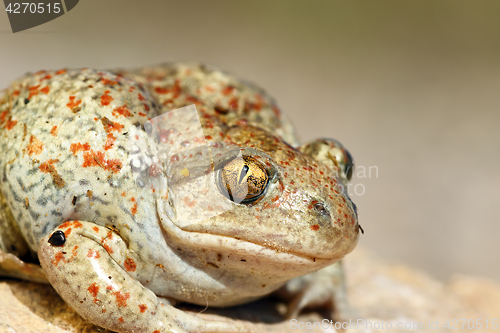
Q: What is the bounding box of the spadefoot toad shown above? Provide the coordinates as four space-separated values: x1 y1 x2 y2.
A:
0 64 360 332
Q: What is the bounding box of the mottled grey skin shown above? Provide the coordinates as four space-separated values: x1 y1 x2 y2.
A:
0 64 360 332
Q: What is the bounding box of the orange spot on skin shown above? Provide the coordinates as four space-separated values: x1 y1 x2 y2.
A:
118 317 124 323
229 97 238 110
100 90 113 106
163 80 181 97
55 69 66 75
138 93 145 101
27 135 43 156
0 112 16 130
105 158 122 173
130 197 138 215
222 86 234 95
66 96 82 110
113 291 130 307
28 85 40 99
87 249 100 259
50 126 58 136
40 86 50 94
185 95 200 104
41 74 52 80
59 221 71 229
92 226 99 233
39 159 59 173
88 283 99 298
153 331 160 333
64 228 72 237
124 258 136 272
155 87 172 94
101 117 124 133
278 181 285 192
181 197 196 208
311 224 320 231
103 243 113 254
70 245 78 261
101 78 118 86
121 192 126 197
52 252 65 266
5 118 17 130
82 150 122 173
139 304 147 313
70 142 91 154
308 200 319 210
0 110 9 124
58 220 82 229
82 149 103 166
104 133 116 150
112 105 131 117
154 87 169 94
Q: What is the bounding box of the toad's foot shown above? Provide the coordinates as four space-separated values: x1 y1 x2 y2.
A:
38 221 253 333
0 247 48 283
278 261 359 323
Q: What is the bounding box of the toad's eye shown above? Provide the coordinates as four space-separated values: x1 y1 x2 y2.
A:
216 155 269 204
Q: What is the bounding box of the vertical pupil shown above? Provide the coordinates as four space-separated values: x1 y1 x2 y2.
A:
239 164 249 184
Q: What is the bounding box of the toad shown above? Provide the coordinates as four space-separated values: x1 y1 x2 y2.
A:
0 64 359 332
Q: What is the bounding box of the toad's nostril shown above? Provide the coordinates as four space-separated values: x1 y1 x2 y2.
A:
48 230 66 246
314 202 326 212
313 202 330 218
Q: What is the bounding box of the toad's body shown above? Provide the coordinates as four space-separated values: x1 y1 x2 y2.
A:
0 64 359 332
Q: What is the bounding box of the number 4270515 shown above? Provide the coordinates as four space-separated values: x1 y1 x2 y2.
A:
443 319 498 330
5 2 61 14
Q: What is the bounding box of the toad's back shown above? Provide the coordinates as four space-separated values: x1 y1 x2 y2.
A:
0 64 298 254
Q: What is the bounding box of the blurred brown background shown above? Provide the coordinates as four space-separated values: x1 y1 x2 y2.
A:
1 0 499 282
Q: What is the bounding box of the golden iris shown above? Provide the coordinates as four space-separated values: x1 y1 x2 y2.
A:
217 155 268 203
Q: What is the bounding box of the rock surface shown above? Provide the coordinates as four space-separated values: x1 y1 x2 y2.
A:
1 248 499 333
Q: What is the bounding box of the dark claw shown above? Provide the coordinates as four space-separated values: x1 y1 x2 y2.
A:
48 230 66 246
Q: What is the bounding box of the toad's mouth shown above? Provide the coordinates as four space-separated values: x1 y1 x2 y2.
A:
188 229 344 262
167 225 343 279
157 199 348 268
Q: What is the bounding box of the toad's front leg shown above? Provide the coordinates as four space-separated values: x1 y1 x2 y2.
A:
38 221 251 333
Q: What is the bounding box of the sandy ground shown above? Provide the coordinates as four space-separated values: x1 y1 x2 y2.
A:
0 1 499 282
2 248 500 333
